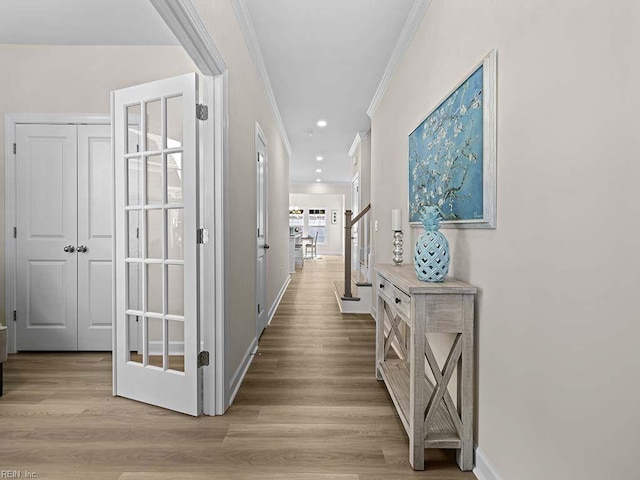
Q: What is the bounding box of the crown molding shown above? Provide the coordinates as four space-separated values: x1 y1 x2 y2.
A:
366 0 432 118
348 132 368 158
231 0 293 158
150 0 227 75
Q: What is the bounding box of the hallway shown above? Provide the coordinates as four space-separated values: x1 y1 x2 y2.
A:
0 256 475 479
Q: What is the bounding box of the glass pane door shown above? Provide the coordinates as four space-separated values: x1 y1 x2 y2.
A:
114 73 199 416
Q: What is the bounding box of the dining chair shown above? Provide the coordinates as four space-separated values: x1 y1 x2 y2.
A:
305 231 318 259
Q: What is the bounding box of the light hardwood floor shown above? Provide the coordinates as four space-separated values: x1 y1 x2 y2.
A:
0 256 476 479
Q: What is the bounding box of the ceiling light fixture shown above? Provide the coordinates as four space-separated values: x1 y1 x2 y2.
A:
316 156 323 161
315 169 322 173
316 120 327 128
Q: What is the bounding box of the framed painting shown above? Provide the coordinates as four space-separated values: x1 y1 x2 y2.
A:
409 50 496 229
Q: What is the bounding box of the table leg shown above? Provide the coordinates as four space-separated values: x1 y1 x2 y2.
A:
409 300 426 470
456 294 474 471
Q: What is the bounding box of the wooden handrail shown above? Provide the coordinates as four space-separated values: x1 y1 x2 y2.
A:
350 203 371 227
342 203 371 299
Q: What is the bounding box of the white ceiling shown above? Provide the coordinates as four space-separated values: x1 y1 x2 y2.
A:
0 0 178 45
245 0 415 184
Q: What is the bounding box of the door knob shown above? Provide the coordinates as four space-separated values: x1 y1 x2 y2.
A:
63 245 75 253
77 245 88 253
263 243 270 249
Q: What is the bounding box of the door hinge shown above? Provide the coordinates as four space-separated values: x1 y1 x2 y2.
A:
196 104 208 121
197 228 209 245
13 310 17 322
13 227 17 238
198 351 210 368
13 143 17 155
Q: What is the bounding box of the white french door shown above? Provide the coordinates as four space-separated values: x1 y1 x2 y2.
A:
113 73 200 416
15 124 112 351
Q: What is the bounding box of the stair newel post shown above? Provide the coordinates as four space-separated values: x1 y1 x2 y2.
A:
344 209 353 298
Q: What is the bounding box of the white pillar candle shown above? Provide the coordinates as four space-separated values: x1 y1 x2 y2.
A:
391 209 402 231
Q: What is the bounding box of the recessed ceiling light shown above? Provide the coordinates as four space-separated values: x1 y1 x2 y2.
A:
315 169 322 173
316 178 321 182
316 156 323 161
317 120 327 128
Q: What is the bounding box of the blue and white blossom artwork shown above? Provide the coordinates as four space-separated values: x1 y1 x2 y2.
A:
409 65 484 223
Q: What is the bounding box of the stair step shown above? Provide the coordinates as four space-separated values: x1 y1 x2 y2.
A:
332 280 373 314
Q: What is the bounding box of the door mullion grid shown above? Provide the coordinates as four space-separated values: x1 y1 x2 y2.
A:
141 101 148 368
161 95 168 371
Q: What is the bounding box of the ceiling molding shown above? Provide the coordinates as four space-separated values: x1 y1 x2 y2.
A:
150 0 227 76
231 0 293 158
348 132 367 158
366 0 432 119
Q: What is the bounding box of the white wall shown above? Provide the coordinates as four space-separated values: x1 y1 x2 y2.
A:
193 0 290 396
0 45 198 327
352 133 371 208
371 1 640 479
289 193 344 255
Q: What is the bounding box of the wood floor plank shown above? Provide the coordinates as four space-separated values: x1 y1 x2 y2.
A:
0 255 475 478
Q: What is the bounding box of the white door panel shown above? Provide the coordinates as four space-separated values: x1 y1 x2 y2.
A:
16 125 78 350
114 73 200 416
256 131 267 337
77 125 113 350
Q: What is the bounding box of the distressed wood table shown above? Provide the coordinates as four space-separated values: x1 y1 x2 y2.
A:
374 263 476 471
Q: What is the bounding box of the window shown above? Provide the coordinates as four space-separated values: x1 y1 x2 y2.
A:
308 209 326 244
289 209 304 232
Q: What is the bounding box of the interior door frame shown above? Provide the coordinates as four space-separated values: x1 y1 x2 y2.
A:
141 0 229 415
4 113 112 357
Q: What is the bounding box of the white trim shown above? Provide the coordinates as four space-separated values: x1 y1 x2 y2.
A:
4 113 111 355
366 0 432 118
474 445 504 480
215 72 229 414
110 95 118 397
267 275 290 326
230 0 293 158
348 132 367 158
150 0 226 75
227 338 258 406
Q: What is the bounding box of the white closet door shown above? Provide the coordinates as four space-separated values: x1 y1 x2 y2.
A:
114 73 200 416
16 124 78 350
77 125 113 351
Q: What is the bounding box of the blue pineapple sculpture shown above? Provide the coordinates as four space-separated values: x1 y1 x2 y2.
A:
414 206 450 282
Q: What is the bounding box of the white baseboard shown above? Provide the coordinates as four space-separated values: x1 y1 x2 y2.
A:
227 338 258 406
474 445 503 480
268 274 291 326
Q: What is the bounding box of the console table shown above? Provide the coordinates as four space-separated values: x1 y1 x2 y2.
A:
374 264 476 471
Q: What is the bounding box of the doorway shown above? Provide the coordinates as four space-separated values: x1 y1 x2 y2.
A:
12 120 112 351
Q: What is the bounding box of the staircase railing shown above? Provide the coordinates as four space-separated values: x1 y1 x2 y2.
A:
342 203 371 299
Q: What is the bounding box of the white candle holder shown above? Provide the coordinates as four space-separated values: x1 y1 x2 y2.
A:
393 230 404 265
